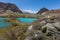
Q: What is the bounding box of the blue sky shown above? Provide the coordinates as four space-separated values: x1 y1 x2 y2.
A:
0 0 60 13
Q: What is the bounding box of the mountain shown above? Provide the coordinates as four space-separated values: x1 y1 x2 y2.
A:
0 2 22 13
23 11 34 14
22 10 36 14
37 7 49 14
23 11 32 14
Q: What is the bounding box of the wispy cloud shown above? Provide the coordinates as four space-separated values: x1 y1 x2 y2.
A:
22 10 37 14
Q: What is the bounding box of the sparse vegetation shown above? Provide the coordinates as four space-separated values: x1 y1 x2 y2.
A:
0 2 60 40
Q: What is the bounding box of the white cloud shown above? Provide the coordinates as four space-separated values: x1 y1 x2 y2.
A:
22 10 37 14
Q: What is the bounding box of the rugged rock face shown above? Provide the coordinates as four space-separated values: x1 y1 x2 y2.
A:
0 2 22 13
25 15 60 40
37 8 49 14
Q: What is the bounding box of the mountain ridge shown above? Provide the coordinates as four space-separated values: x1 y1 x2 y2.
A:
0 2 23 13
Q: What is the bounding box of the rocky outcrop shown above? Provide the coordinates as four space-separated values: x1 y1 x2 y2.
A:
41 9 60 15
25 15 60 40
0 2 22 13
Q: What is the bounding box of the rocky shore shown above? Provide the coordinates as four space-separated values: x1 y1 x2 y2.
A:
0 10 60 40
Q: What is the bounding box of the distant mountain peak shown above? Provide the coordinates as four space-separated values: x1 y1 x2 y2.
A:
37 7 49 14
23 10 37 14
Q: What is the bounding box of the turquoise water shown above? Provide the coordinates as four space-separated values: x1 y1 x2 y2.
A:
0 18 37 28
17 18 37 23
0 18 11 28
0 21 11 28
